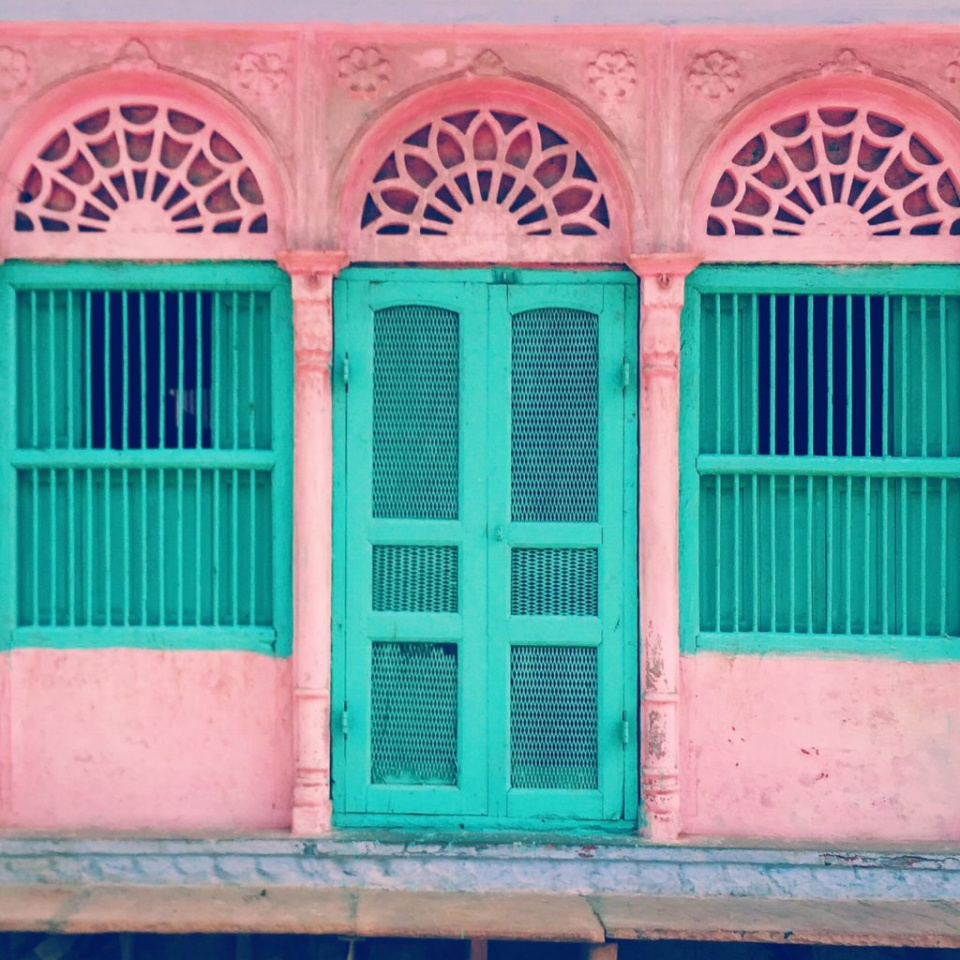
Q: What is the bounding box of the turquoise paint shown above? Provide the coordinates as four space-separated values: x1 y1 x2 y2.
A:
0 262 293 657
680 265 960 661
332 267 638 828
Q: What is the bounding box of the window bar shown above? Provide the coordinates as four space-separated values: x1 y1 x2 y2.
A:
900 475 908 635
733 293 740 457
68 463 76 627
196 291 203 451
66 293 76 626
864 475 871 635
105 290 112 450
160 294 167 449
196 291 204 625
177 467 184 627
67 291 75 450
826 296 834 634
49 292 57 450
122 464 130 626
30 291 38 450
213 293 222 450
50 468 58 625
806 296 814 632
882 474 889 636
714 293 721 454
940 296 948 458
232 467 240 626
141 466 148 627
788 295 796 633
196 466 202 627
139 293 147 627
122 293 130 626
105 466 112 625
86 467 93 625
249 469 257 625
941 477 947 638
732 294 741 631
715 474 722 630
865 296 873 457
32 468 39 625
714 295 721 631
920 298 928 636
881 296 890 636
158 467 166 625
232 291 240 451
769 295 776 632
901 297 908 457
751 296 759 632
752 472 759 632
248 291 256 449
212 294 222 627
139 291 147 451
122 290 130 451
86 291 93 450
177 291 185 451
900 298 908 634
213 467 221 628
807 295 814 456
845 295 853 635
940 296 948 637
921 297 928 457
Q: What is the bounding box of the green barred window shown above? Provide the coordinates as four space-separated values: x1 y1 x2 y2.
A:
0 263 292 654
680 267 960 659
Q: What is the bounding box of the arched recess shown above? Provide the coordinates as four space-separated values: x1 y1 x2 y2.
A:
0 68 287 261
337 77 636 264
690 75 960 263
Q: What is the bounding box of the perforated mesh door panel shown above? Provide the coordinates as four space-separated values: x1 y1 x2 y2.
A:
510 645 598 790
372 305 459 520
370 641 459 785
510 548 598 616
511 309 599 523
372 545 458 613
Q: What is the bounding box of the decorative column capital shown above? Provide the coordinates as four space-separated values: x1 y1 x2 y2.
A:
278 249 349 298
627 253 702 307
277 250 349 373
627 254 700 376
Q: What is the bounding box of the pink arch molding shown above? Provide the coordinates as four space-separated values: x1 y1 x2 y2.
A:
336 76 638 264
0 66 288 262
688 75 960 264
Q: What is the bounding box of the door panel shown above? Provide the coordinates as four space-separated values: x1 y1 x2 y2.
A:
334 270 636 827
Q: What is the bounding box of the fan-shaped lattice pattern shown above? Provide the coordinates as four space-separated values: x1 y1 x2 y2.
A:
361 109 611 238
14 103 270 235
707 107 960 239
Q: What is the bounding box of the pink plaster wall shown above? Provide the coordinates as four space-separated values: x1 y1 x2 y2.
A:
681 653 960 842
0 650 293 832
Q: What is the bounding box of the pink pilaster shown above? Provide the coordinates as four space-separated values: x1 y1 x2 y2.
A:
278 250 349 836
628 254 700 842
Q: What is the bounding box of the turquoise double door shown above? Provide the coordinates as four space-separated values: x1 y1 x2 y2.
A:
332 269 637 828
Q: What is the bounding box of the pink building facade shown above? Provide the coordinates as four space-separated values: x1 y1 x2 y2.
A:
0 16 958 859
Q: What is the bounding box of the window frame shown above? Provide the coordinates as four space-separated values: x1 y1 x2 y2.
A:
0 260 294 656
331 265 639 830
680 263 960 662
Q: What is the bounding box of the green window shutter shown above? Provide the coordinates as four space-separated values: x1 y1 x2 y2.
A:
681 267 960 660
334 269 637 829
0 263 292 655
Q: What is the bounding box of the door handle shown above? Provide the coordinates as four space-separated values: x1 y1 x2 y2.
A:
494 524 504 541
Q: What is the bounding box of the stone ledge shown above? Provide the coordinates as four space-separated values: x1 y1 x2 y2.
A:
1 836 958 901
1 886 959 947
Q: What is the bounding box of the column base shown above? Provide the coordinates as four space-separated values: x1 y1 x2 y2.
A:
291 800 333 836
